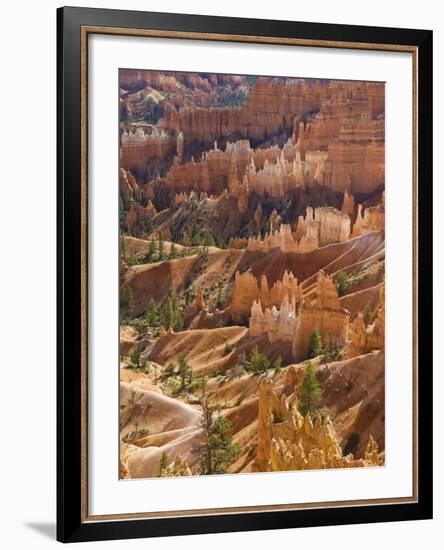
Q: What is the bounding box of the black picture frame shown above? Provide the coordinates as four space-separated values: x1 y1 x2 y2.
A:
57 6 433 543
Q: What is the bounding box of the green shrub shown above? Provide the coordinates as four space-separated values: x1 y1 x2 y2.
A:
224 342 234 355
335 271 350 296
246 346 270 374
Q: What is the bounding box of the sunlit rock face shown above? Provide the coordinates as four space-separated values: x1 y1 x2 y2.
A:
163 78 325 146
246 206 352 254
120 127 178 169
248 272 350 362
252 380 382 473
347 282 385 358
231 270 303 320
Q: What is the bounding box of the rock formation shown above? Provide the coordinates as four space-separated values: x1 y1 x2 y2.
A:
164 78 325 146
195 287 205 311
247 222 319 254
126 200 157 234
253 380 382 472
231 270 303 319
160 454 192 477
347 282 385 358
249 271 350 361
322 115 385 194
120 126 178 170
341 190 355 216
246 206 351 253
120 168 140 206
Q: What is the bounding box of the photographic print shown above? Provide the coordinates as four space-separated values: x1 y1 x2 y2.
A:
118 69 385 480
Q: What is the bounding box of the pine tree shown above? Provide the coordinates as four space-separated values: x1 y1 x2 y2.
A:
170 289 184 331
184 285 195 306
146 238 157 262
203 230 215 251
121 286 134 320
192 389 240 475
160 296 172 330
308 328 323 358
146 298 159 327
248 345 270 374
177 353 192 390
298 360 322 417
158 233 165 260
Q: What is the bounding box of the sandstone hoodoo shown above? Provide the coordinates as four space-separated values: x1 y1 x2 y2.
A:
253 380 383 472
231 269 303 320
119 69 386 479
249 271 351 361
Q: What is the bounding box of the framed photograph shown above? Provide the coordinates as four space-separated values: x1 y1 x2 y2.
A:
57 6 433 543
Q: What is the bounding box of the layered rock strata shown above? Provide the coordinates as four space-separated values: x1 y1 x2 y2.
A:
231 270 303 319
120 126 178 169
164 78 325 145
249 272 350 361
246 206 351 253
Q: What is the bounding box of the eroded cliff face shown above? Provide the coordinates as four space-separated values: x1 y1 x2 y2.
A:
231 270 303 320
164 78 324 147
323 116 385 194
142 124 383 206
126 200 157 235
253 380 383 472
120 126 178 170
120 168 139 206
347 282 385 358
249 271 350 361
246 206 351 254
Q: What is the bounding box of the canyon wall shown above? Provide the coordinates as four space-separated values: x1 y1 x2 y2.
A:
164 78 325 145
121 78 385 200
120 127 179 170
148 121 383 201
322 116 385 194
120 70 245 92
